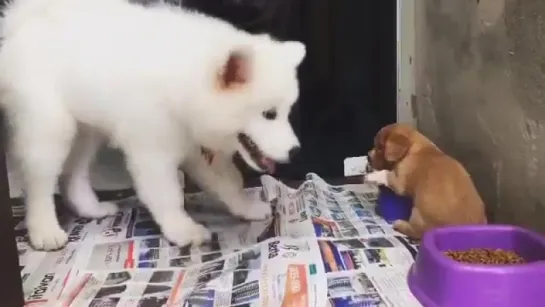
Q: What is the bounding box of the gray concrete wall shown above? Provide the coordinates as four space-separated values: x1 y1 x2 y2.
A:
414 0 545 231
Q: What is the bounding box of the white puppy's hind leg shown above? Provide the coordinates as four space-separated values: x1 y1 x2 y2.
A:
184 151 272 221
15 109 76 251
124 146 211 247
60 126 118 219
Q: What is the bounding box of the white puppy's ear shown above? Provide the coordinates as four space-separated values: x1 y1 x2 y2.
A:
282 41 306 67
219 49 252 90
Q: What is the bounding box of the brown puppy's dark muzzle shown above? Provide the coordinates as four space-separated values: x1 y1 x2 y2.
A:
368 148 392 171
368 148 382 170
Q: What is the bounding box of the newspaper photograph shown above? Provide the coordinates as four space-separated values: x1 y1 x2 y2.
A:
173 247 265 306
317 236 418 271
61 236 328 307
326 269 421 307
22 245 80 306
72 215 272 271
59 269 183 307
16 172 423 306
327 271 389 307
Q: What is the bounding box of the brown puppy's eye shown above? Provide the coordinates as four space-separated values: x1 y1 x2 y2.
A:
262 108 277 120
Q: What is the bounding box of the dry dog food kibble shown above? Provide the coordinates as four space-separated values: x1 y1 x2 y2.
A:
445 248 526 265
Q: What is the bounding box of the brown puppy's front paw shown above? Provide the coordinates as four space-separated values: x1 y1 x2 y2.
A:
364 170 389 186
393 219 420 239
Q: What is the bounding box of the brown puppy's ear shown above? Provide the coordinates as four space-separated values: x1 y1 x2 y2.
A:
384 131 411 162
375 125 395 149
219 49 251 90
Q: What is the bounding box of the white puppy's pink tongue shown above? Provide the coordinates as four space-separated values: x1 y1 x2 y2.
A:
261 157 276 174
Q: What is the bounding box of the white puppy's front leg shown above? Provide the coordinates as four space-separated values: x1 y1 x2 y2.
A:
183 150 272 221
124 147 211 247
364 170 390 186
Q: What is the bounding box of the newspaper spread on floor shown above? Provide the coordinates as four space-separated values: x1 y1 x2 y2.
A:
15 173 422 307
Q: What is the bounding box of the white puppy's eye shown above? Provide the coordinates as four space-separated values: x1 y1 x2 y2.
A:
262 108 277 120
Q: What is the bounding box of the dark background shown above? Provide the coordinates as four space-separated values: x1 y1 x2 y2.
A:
181 0 398 180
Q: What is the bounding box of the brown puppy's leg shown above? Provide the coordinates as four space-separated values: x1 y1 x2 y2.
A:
384 171 420 238
386 171 407 195
393 207 425 239
364 170 389 186
393 220 416 237
365 170 406 194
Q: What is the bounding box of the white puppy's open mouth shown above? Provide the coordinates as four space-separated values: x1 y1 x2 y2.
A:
237 133 276 173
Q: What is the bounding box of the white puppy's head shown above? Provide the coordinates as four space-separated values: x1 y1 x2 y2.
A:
201 36 305 174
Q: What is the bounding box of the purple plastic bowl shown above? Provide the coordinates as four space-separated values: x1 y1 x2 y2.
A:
408 225 545 307
376 186 412 223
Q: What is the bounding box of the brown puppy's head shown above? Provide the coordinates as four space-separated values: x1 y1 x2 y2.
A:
368 123 413 170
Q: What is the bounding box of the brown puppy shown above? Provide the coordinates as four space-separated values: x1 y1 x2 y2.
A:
365 123 487 239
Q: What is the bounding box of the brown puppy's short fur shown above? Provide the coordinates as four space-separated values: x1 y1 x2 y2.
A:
366 123 487 239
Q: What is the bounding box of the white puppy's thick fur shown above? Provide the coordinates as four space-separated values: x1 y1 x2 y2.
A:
0 0 305 250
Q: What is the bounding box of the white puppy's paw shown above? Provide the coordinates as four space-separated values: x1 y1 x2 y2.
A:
91 201 119 218
365 170 389 186
28 223 69 251
161 219 212 247
75 201 119 219
63 179 119 219
230 198 272 221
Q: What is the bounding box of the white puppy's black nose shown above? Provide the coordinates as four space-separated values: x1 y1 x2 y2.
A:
288 146 300 161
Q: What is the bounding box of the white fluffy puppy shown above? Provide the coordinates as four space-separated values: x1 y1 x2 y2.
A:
0 0 304 251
